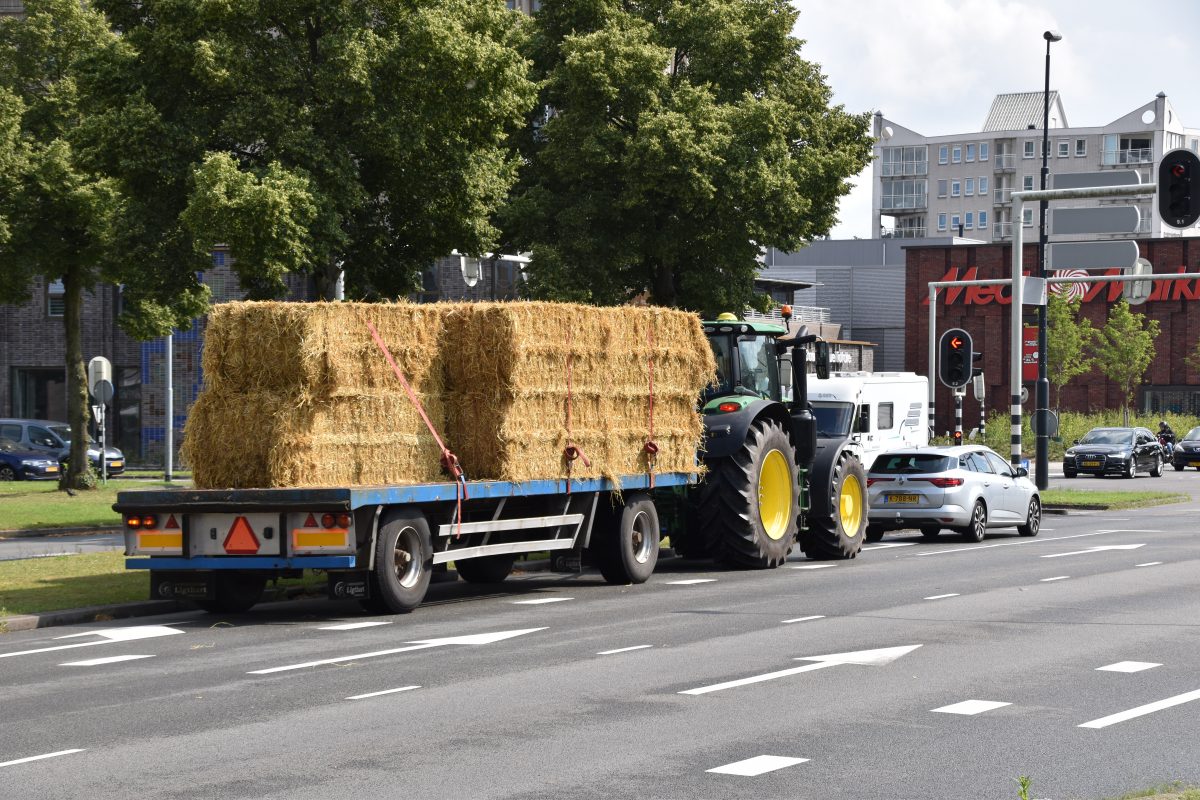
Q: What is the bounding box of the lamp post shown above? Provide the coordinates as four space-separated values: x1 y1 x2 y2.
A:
1036 29 1062 491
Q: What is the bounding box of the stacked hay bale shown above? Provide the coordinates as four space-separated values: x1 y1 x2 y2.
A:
184 300 714 488
184 301 461 488
444 302 714 483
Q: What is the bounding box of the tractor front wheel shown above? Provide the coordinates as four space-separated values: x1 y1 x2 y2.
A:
799 452 866 560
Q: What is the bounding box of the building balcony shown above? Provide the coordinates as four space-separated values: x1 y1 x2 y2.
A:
882 161 929 177
994 188 1012 204
993 153 1016 171
882 226 927 239
880 195 927 211
993 221 1013 239
1102 148 1153 166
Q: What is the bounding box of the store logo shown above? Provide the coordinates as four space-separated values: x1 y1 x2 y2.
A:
924 266 1200 306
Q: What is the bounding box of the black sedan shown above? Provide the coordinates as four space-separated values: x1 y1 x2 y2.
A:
0 438 61 481
1063 427 1164 479
1171 426 1200 471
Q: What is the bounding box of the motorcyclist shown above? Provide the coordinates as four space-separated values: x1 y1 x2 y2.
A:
1158 420 1176 455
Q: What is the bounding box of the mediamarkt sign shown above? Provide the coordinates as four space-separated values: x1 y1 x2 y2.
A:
924 266 1200 305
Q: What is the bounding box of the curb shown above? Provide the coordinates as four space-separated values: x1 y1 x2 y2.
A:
0 526 121 540
2 599 187 633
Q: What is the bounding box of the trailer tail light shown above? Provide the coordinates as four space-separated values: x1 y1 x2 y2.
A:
913 477 964 488
125 514 159 529
290 512 355 554
124 512 182 555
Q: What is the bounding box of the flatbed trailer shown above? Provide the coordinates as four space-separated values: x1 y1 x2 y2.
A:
117 472 694 614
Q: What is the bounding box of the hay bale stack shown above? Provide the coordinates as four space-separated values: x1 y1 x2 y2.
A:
444 302 715 482
185 301 461 488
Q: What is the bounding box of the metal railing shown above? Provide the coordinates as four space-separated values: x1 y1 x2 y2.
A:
744 306 830 324
881 195 927 210
993 153 1016 170
1101 148 1153 166
994 188 1012 204
882 160 929 177
883 226 927 239
993 221 1013 239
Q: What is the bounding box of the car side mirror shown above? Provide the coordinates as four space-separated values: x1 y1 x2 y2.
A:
1014 467 1028 477
814 340 830 380
1072 439 1080 445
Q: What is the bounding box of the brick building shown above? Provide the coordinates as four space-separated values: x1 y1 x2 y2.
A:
908 238 1200 433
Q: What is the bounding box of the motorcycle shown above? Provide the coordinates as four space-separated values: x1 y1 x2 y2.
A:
1157 433 1175 457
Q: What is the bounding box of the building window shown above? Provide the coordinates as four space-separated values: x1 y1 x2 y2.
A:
964 177 974 196
1022 207 1034 226
978 176 989 195
1023 174 1035 191
46 279 65 317
952 145 962 163
938 213 947 231
937 179 948 198
1075 138 1087 157
951 180 961 197
878 403 894 430
1024 140 1036 158
880 179 927 210
1058 140 1070 158
965 212 974 230
939 144 948 165
965 143 976 162
979 142 989 161
979 210 988 229
881 145 928 176
951 214 961 231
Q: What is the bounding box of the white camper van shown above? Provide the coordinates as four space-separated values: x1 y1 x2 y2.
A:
808 372 929 471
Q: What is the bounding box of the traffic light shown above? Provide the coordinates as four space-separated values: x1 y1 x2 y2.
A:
953 429 963 445
938 327 973 389
1158 149 1200 229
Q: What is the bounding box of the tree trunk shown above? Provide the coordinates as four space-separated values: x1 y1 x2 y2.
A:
651 259 676 307
313 260 341 301
60 266 93 491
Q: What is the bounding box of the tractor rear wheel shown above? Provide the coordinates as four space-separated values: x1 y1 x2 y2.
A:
799 452 866 560
693 417 799 569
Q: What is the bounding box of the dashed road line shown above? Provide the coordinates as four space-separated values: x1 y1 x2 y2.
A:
61 654 155 667
706 755 809 776
1135 562 1163 567
666 579 717 585
924 593 960 600
0 749 85 769
1096 661 1161 673
1079 689 1200 729
597 645 653 655
862 543 916 550
511 597 573 604
913 530 1126 558
786 564 836 570
1040 576 1070 582
932 699 1011 715
782 615 825 624
346 685 420 701
319 621 392 631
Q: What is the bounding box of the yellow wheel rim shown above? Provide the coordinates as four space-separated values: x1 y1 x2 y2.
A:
839 473 863 537
758 449 793 541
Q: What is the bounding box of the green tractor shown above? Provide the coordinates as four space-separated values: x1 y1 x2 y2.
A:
678 311 867 567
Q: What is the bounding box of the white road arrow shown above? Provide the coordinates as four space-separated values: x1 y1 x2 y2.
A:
249 627 547 674
1041 544 1144 559
0 625 184 660
680 644 921 696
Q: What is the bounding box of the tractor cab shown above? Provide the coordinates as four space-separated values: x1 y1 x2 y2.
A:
701 313 787 406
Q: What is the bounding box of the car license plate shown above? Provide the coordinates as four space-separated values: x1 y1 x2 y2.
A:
1081 460 1102 468
886 493 919 504
46 464 58 473
111 460 124 469
1190 461 1200 467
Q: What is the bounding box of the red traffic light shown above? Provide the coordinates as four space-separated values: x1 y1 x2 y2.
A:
1172 164 1187 178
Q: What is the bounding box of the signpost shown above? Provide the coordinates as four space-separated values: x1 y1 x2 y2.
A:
87 357 112 483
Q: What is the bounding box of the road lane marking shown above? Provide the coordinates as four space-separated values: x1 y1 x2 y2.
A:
0 749 85 769
680 645 921 696
1096 661 1161 673
346 685 420 700
1040 576 1070 582
319 621 392 631
782 616 825 624
0 625 184 660
1079 689 1200 729
706 755 808 776
597 645 653 655
666 579 717 584
249 627 547 674
511 597 573 604
932 700 1011 715
924 593 959 600
913 530 1128 557
786 564 836 570
61 654 155 666
1041 544 1144 559
1135 562 1163 567
862 543 916 550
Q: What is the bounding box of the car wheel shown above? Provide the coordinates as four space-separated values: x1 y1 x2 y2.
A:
1124 459 1136 479
1174 463 1185 471
864 524 885 543
0 464 16 481
1063 469 1076 479
1017 496 1041 537
920 525 940 540
960 501 987 543
1150 453 1163 477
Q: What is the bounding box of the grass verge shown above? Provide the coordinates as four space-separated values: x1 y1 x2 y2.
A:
0 479 183 531
1105 785 1200 799
1040 489 1188 510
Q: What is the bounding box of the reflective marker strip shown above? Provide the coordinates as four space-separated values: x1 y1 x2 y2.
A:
138 532 182 550
0 749 85 769
1079 689 1200 729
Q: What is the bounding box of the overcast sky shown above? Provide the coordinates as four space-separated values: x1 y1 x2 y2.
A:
791 0 1200 239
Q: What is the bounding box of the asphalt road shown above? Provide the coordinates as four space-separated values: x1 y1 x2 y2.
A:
2 490 1198 800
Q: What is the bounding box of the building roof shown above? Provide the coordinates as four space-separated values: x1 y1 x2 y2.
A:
982 91 1065 131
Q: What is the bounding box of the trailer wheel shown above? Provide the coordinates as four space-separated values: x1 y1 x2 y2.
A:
590 493 660 585
368 511 432 613
198 573 265 614
694 417 799 569
799 451 866 560
455 554 517 584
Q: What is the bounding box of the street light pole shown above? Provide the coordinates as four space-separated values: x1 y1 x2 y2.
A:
1036 29 1062 491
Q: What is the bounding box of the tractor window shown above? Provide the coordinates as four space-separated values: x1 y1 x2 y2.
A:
704 335 734 400
737 335 779 398
811 402 855 437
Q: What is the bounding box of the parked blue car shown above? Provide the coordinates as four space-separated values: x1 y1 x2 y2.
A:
0 437 61 481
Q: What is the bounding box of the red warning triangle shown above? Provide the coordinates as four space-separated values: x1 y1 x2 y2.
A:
223 516 260 554
165 514 180 530
304 513 318 528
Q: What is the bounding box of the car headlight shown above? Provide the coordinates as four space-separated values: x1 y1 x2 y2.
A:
21 459 53 467
1116 451 1131 460
1064 449 1075 457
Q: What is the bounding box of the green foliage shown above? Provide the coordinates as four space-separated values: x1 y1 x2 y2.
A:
1015 775 1032 800
1046 293 1096 408
1094 300 1161 415
505 0 873 312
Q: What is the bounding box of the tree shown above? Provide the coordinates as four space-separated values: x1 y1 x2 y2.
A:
1093 300 1160 416
1045 293 1096 409
0 0 126 489
502 0 873 313
86 0 538 301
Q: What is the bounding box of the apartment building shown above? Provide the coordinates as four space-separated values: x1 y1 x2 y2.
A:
873 92 1200 242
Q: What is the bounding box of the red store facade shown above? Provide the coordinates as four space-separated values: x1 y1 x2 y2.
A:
906 238 1200 434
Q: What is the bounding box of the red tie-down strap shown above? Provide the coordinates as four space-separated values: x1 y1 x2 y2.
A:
643 321 659 488
562 330 591 494
364 319 468 536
